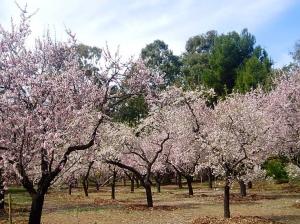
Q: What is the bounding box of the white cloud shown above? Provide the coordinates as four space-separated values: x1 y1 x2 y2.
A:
274 53 293 68
0 0 296 61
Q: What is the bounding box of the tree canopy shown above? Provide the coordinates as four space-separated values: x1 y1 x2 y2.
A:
182 29 272 96
141 40 182 86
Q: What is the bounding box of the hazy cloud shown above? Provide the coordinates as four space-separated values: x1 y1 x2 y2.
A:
0 0 297 64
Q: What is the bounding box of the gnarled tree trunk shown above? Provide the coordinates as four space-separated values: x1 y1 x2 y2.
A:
29 193 45 224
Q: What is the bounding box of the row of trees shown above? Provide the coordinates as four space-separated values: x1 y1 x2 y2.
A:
0 10 300 224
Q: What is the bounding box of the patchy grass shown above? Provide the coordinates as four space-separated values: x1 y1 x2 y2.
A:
0 181 300 224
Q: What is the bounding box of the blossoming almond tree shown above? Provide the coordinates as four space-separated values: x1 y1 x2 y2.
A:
266 71 300 167
100 117 170 207
151 87 213 196
207 90 270 218
0 10 162 224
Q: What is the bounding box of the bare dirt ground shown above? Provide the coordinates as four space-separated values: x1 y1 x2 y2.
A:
1 181 300 224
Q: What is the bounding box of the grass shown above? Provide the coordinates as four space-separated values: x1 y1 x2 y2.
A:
0 181 300 224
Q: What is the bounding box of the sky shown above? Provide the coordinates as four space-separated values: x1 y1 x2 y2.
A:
0 0 300 67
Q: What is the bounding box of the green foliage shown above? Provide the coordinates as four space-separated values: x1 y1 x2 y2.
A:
141 40 182 86
291 40 300 65
185 30 217 54
113 95 148 127
235 47 272 93
76 43 102 75
263 157 289 183
182 29 272 96
182 31 217 89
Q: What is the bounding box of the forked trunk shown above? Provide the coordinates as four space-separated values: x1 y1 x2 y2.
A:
28 193 45 224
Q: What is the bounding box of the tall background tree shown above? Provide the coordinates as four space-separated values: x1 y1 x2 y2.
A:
141 40 182 86
76 43 102 75
182 30 217 89
291 40 300 66
182 29 272 96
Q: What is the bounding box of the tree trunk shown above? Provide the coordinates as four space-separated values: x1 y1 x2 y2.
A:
28 193 45 224
123 177 126 186
82 161 94 197
186 176 193 196
111 170 117 200
144 183 153 207
95 182 100 191
207 168 213 189
0 169 4 210
154 173 162 193
0 190 4 210
224 184 230 218
68 184 72 195
111 184 115 200
239 180 247 197
82 180 88 197
130 178 134 193
156 181 161 193
247 181 252 189
177 171 182 189
135 178 140 188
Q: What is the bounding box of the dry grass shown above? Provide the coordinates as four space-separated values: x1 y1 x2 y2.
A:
0 181 300 224
192 216 281 224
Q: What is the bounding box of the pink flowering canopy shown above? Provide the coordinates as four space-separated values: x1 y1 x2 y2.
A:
0 11 163 190
266 71 300 166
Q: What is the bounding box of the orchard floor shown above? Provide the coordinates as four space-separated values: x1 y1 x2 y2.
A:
1 181 300 224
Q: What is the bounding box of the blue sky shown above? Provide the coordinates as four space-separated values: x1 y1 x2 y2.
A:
1 0 300 67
